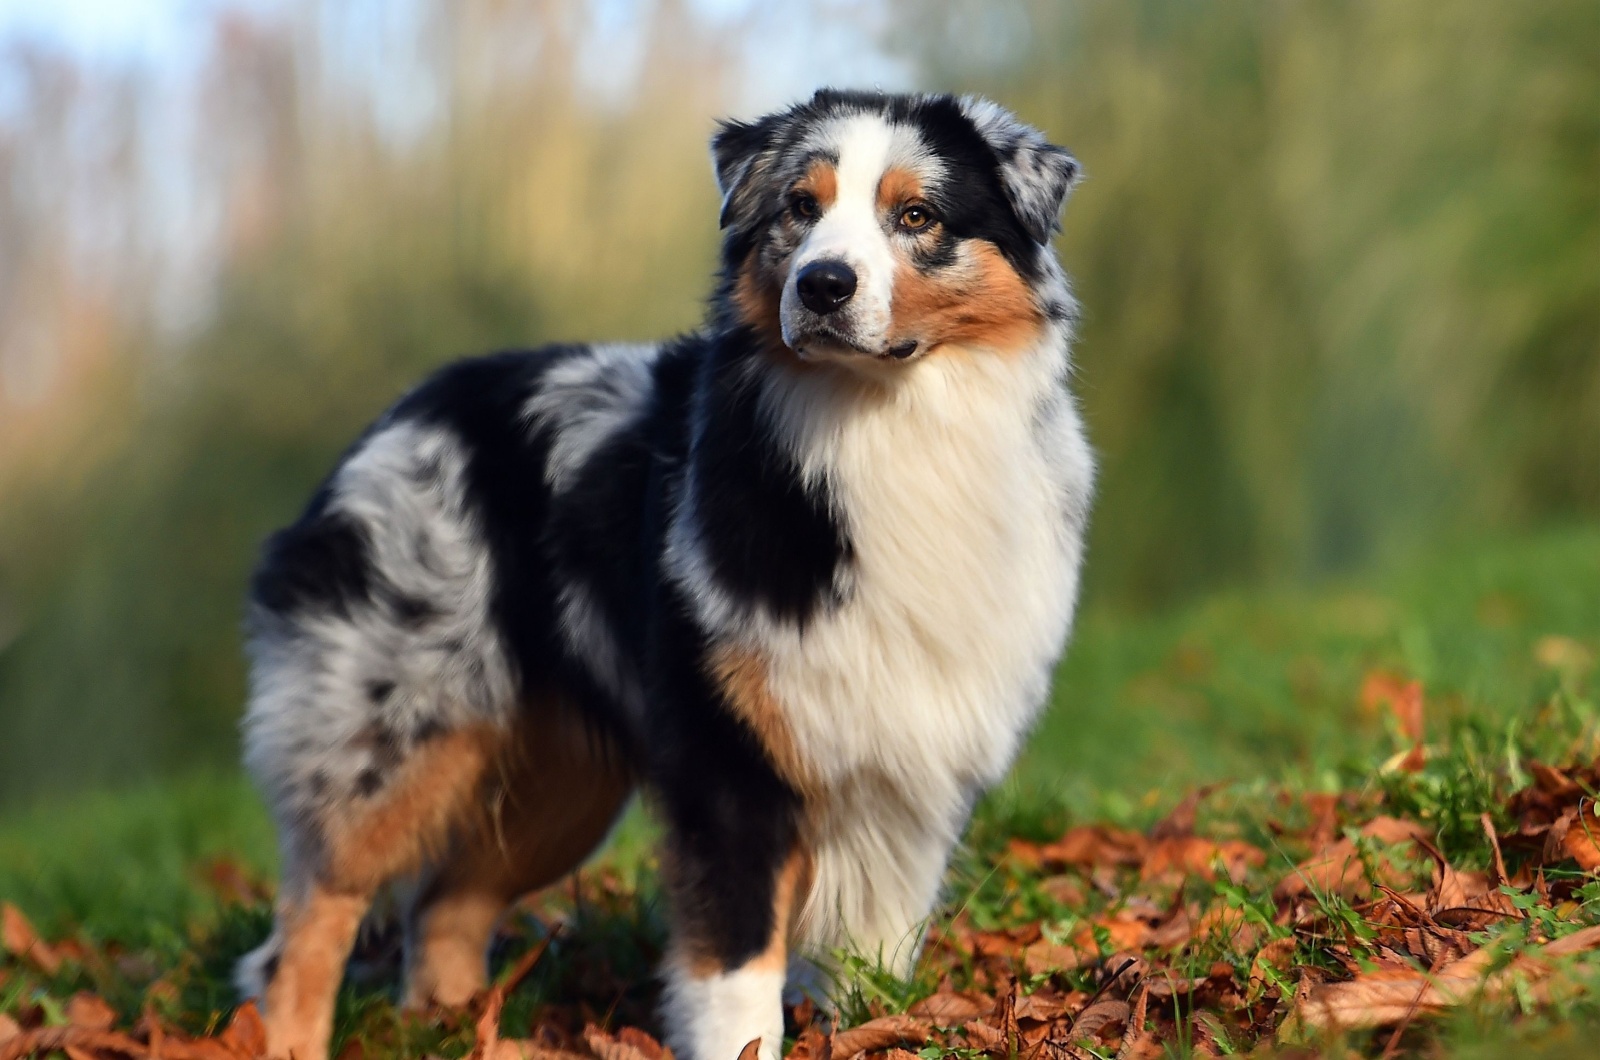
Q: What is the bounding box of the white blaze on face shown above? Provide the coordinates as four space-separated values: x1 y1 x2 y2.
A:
780 115 938 359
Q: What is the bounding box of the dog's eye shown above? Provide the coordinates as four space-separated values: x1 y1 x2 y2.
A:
898 204 934 231
791 194 819 221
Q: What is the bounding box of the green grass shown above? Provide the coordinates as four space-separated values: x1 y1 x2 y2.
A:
1 525 1596 1053
1017 523 1600 815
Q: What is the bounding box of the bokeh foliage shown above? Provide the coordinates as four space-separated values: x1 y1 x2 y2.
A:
0 0 1594 805
903 0 1599 600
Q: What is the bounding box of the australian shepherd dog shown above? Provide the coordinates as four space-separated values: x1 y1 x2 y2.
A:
236 89 1094 1060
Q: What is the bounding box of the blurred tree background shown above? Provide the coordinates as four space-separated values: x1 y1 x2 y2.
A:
0 0 1594 808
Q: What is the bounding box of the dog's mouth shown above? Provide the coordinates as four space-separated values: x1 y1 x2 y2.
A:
791 326 920 362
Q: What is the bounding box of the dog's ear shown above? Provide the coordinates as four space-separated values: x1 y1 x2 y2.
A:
710 114 781 230
960 97 1080 245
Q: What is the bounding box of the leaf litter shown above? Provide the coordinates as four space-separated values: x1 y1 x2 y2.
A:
4 669 1600 1057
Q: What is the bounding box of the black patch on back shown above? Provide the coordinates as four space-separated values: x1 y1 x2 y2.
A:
251 496 373 618
391 348 586 699
546 337 701 676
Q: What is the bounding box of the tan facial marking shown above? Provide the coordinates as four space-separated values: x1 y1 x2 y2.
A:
890 241 1043 355
708 645 816 794
795 159 838 211
733 253 784 347
876 167 924 214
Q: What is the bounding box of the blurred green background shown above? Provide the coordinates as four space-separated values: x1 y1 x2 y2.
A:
0 0 1595 811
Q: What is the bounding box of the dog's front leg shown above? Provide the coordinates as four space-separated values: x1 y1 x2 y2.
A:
656 759 807 1060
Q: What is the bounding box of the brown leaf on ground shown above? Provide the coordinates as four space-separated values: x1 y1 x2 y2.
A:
1298 793 1342 851
1036 875 1087 908
1140 836 1265 885
734 1040 761 1060
1036 826 1149 869
1149 785 1221 841
218 1001 268 1058
1286 925 1600 1036
1145 904 1195 950
493 1044 592 1060
1112 981 1152 1060
472 934 558 1060
1012 989 1070 1022
1022 913 1154 976
198 857 274 907
1248 938 1298 1001
1193 905 1262 952
1023 940 1092 976
0 1017 18 1047
1068 998 1130 1041
784 1026 831 1060
1274 816 1429 900
65 992 117 1032
1 904 63 975
1506 762 1598 846
909 992 991 1022
584 1026 671 1060
829 1015 930 1057
0 1027 147 1060
1360 671 1424 744
1547 804 1600 870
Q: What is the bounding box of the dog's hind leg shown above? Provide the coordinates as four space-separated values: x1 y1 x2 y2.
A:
244 724 503 1060
402 705 633 1008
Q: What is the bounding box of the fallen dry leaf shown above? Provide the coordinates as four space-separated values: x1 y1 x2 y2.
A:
218 1001 267 1058
1547 804 1600 870
1036 826 1149 869
829 1015 930 1057
1068 998 1130 1041
65 992 117 1032
1148 785 1220 840
0 1027 147 1060
908 991 991 1022
584 1026 670 1060
1360 671 1424 744
1248 938 1298 1000
1 904 63 975
1274 816 1429 900
1140 836 1264 884
1286 925 1600 1036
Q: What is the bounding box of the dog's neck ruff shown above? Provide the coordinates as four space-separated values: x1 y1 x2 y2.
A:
667 319 1091 958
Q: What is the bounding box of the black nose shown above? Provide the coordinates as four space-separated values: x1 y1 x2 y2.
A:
796 260 857 315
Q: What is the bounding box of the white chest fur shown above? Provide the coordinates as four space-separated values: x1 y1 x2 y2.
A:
761 342 1090 794
754 339 1092 963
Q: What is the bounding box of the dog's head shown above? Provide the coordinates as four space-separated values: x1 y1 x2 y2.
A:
713 90 1078 367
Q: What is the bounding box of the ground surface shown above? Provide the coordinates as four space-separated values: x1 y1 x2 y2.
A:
2 526 1598 1057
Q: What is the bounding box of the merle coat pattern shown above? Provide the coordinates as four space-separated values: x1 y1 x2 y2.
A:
237 89 1093 1060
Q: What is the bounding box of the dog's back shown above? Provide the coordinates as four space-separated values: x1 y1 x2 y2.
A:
238 342 673 1053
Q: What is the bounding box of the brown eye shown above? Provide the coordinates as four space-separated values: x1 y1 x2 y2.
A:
898 204 933 231
791 194 819 220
